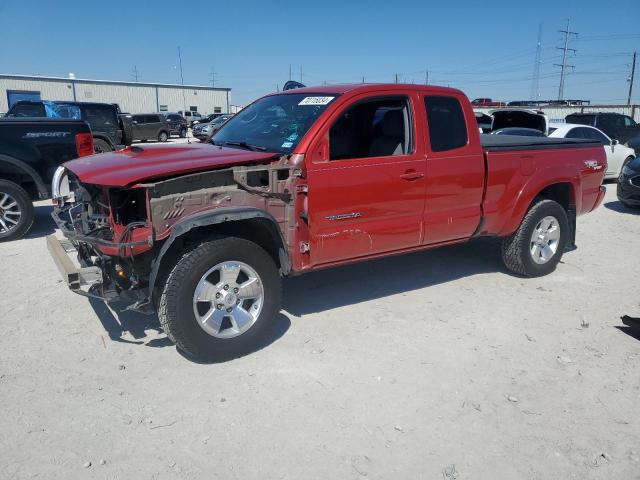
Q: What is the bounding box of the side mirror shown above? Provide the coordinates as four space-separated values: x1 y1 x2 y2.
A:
612 139 619 146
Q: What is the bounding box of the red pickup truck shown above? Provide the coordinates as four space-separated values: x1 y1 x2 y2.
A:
47 84 606 360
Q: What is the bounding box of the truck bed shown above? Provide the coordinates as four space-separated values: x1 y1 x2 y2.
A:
480 134 600 151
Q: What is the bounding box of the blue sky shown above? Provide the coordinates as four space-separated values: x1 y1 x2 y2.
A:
0 0 639 105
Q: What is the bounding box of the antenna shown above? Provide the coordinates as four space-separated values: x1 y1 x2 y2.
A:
554 19 578 101
209 65 217 88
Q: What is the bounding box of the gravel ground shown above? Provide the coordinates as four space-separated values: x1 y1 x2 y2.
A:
1 185 639 480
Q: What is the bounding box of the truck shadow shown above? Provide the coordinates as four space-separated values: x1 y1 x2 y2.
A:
604 201 640 215
88 297 291 358
25 204 56 238
283 238 504 317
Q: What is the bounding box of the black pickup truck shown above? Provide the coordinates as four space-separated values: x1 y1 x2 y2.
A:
5 100 129 153
0 118 93 241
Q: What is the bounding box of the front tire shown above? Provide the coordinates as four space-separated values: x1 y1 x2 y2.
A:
158 131 168 142
158 237 282 361
0 180 34 242
501 199 568 277
179 127 187 138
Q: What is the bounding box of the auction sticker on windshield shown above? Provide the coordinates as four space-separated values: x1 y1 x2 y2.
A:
298 96 335 106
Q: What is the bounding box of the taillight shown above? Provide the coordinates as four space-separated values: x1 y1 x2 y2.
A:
75 133 94 157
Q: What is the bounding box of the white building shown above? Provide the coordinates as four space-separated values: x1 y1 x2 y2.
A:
0 74 231 115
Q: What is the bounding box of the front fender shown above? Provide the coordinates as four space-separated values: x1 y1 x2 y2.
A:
148 207 289 302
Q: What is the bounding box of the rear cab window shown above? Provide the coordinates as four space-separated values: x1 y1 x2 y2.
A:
424 96 468 152
8 103 46 117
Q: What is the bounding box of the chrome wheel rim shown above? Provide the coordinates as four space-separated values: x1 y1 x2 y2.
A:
530 215 561 264
192 261 264 339
0 192 21 234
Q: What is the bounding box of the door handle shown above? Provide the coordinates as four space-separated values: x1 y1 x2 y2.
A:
400 170 424 181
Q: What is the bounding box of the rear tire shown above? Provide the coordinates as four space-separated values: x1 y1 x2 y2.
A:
93 138 113 153
158 237 282 361
501 199 568 277
0 180 34 242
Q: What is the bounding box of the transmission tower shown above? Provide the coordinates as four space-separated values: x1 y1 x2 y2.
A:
554 19 578 100
530 24 542 101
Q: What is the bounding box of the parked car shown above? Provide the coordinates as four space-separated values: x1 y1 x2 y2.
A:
617 155 640 208
47 83 606 361
5 100 126 153
130 114 171 143
162 112 187 138
490 108 548 135
548 123 635 179
179 110 203 126
565 112 640 145
192 114 233 141
191 113 222 126
471 98 505 107
490 127 546 137
0 117 93 241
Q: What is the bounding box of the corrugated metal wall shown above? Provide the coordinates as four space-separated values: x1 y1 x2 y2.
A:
0 77 74 111
0 76 230 114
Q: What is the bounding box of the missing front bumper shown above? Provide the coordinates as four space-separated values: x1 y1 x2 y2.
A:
46 234 102 291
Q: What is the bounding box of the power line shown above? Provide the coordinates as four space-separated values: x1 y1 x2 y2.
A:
554 19 578 100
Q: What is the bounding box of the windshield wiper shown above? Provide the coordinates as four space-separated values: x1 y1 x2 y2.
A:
223 141 268 152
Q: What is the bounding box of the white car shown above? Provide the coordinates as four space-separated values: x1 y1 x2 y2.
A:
549 123 636 179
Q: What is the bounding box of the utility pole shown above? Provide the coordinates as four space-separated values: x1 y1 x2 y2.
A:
425 69 429 85
131 65 139 82
628 51 636 105
177 46 187 135
362 75 365 83
209 66 217 88
299 65 303 83
530 24 542 101
288 64 292 81
554 19 578 101
394 73 399 83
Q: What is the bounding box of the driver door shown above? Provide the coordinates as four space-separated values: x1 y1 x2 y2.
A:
305 92 427 266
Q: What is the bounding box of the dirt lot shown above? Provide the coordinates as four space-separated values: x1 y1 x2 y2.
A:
1 185 639 480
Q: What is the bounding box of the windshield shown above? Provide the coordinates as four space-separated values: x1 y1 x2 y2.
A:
212 93 337 153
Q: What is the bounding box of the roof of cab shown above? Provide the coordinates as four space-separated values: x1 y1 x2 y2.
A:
272 83 465 97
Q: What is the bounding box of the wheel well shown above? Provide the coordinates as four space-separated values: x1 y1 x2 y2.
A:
0 160 40 199
151 217 288 302
536 182 574 210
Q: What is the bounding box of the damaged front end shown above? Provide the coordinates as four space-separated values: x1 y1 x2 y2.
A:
48 168 155 307
47 154 302 311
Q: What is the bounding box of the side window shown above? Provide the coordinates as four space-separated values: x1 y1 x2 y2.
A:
424 96 468 152
82 105 116 129
329 96 411 160
133 115 144 123
584 128 610 145
623 116 636 127
566 128 586 139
